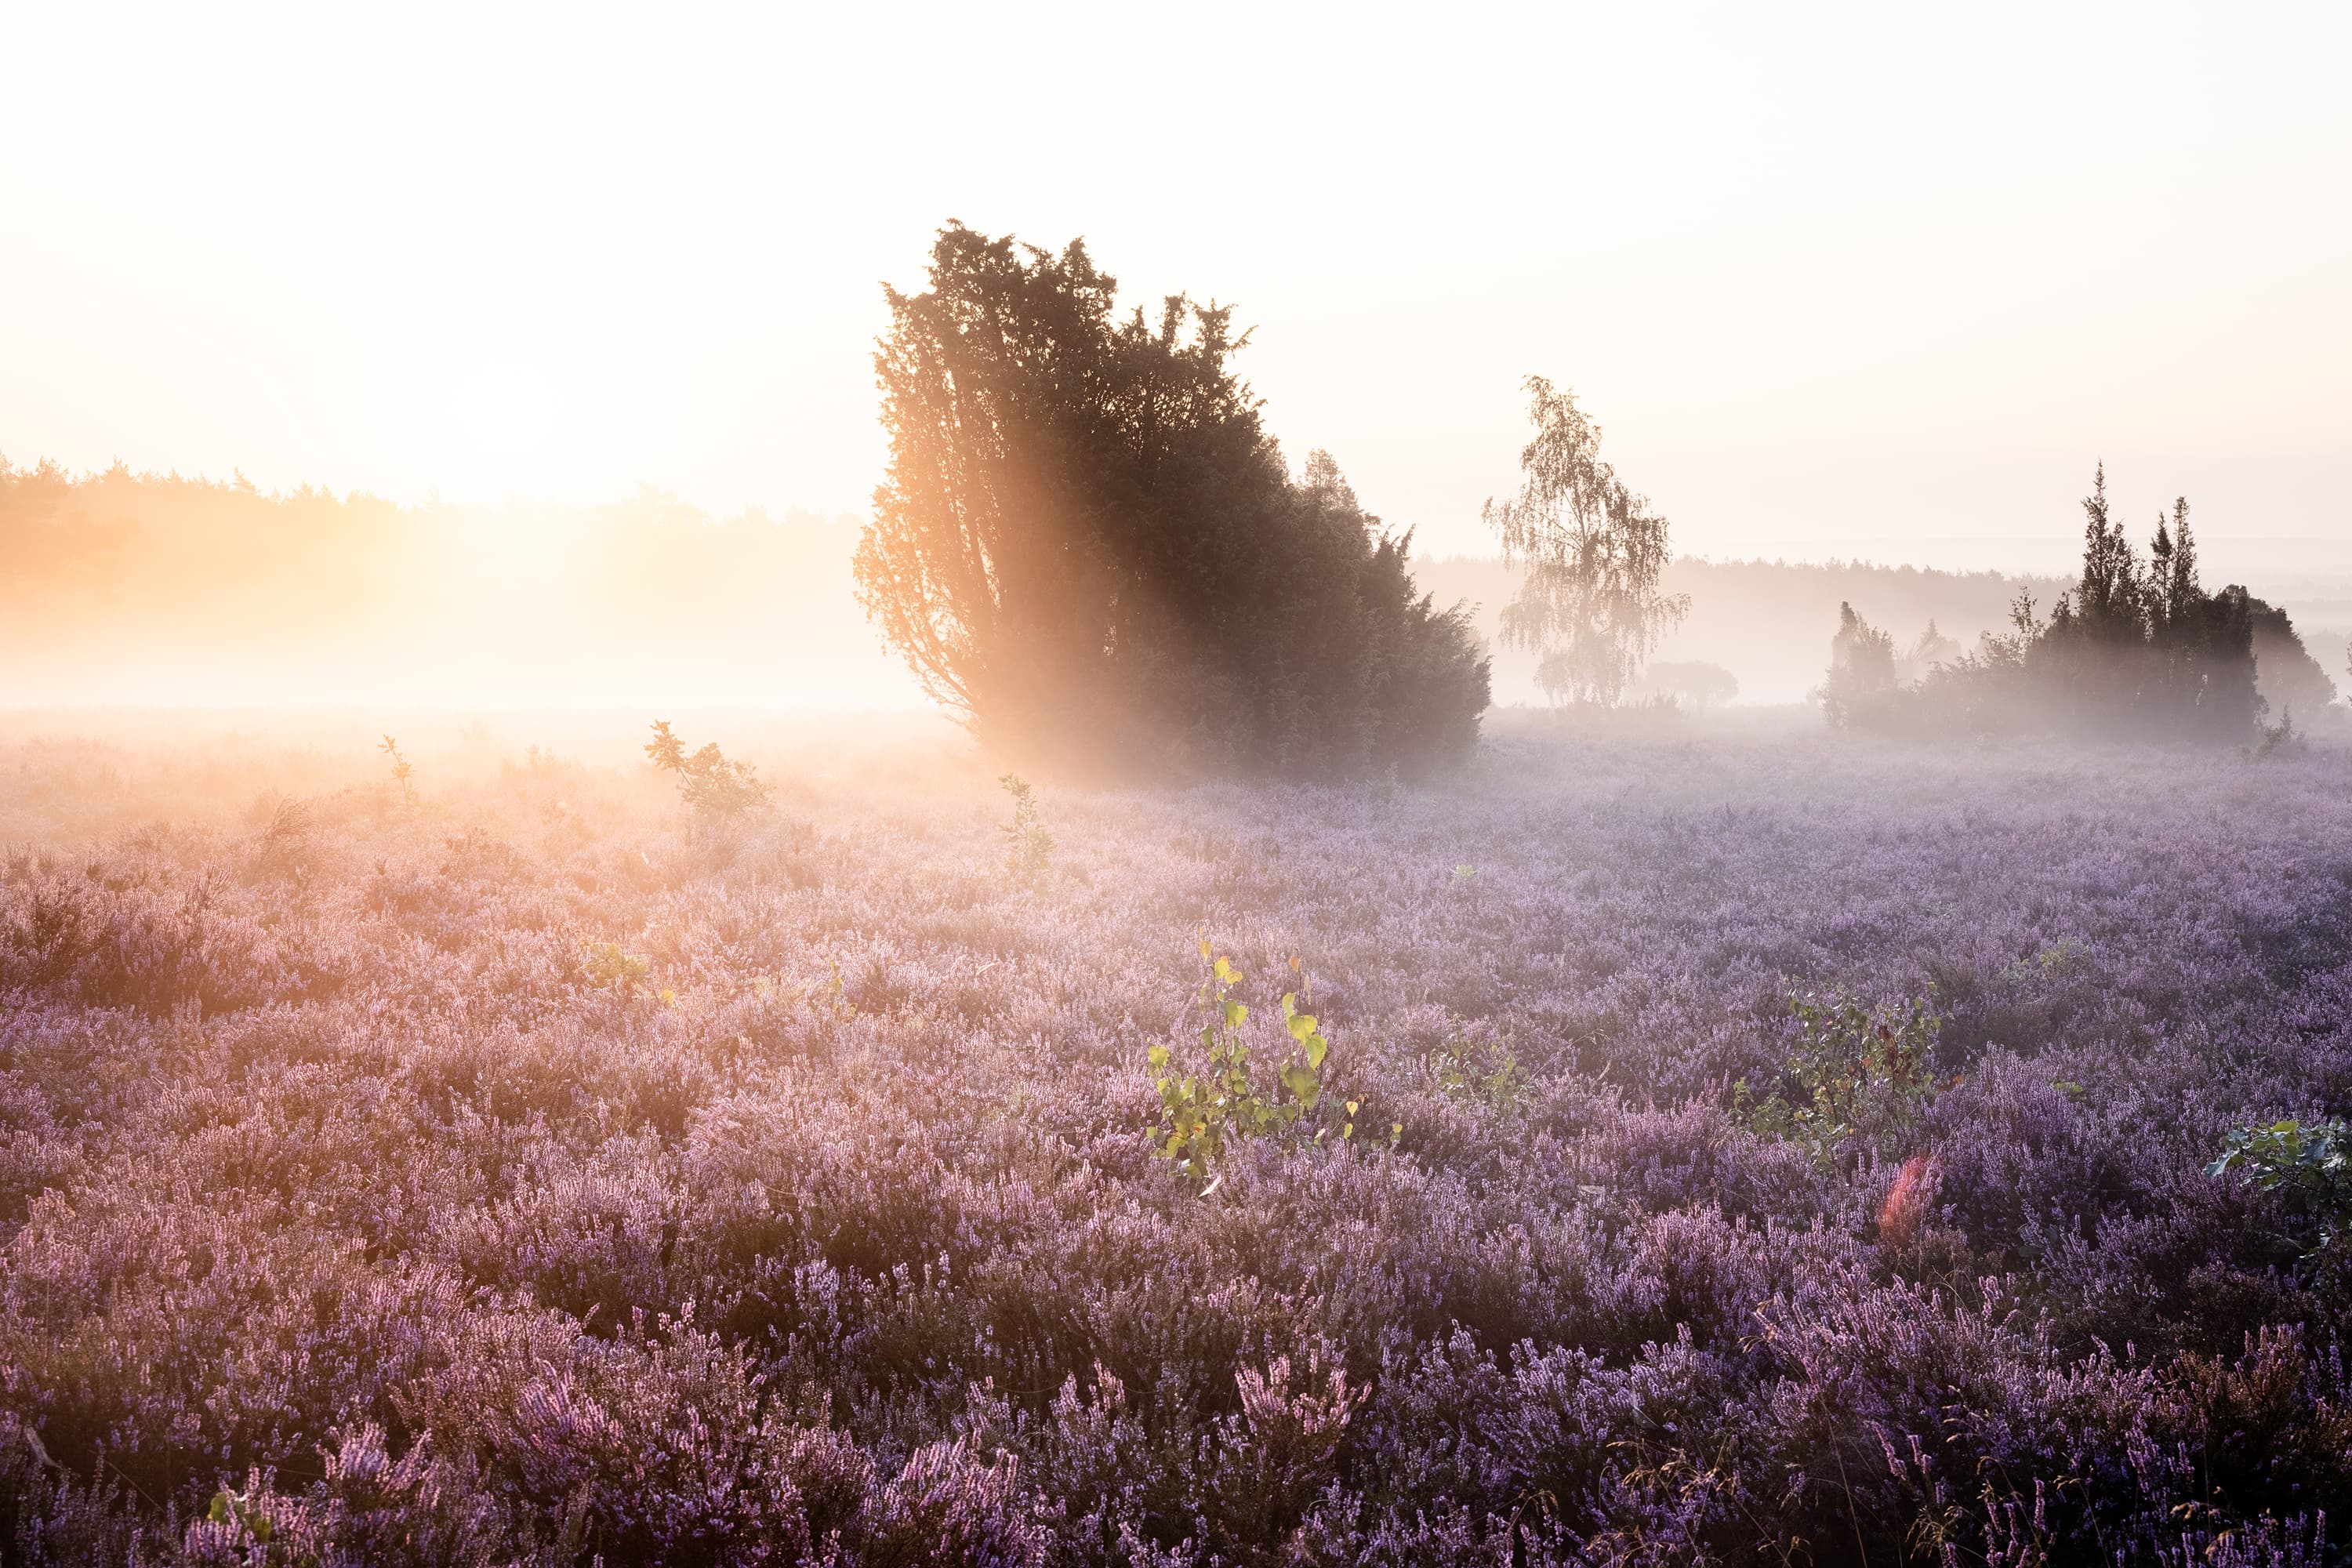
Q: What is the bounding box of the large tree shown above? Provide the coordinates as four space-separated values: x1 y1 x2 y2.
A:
855 223 1489 779
1482 376 1687 706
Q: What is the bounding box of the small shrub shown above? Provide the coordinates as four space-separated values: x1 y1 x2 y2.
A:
583 941 651 991
1147 942 1332 1186
1425 1034 1523 1111
379 735 416 806
998 774 1053 881
256 795 313 873
1734 989 1945 1167
2001 937 2088 984
644 720 769 828
2208 1117 2352 1281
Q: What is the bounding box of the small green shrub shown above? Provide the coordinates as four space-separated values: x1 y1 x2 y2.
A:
644 720 770 828
999 774 1054 881
2208 1118 2352 1279
1734 989 1944 1167
2002 937 2088 984
583 941 651 991
1147 943 1332 1187
1425 1034 1523 1111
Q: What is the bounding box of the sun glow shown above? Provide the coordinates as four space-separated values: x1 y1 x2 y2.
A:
444 358 564 476
3 3 2344 553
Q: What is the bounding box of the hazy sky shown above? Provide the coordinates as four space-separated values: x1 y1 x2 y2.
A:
5 2 2347 563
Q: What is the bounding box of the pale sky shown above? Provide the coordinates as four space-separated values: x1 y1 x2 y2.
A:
5 1 2347 564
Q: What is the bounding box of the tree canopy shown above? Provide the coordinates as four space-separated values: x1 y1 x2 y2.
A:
855 223 1489 779
1483 376 1688 706
1823 465 2270 741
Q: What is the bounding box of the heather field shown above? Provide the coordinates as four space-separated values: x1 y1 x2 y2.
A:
3 716 2350 1566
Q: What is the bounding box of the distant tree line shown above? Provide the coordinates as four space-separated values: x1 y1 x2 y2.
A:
1823 465 2334 740
856 223 1490 779
0 456 893 707
1415 554 2085 708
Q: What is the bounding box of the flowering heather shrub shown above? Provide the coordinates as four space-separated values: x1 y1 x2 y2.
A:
2 719 2351 1563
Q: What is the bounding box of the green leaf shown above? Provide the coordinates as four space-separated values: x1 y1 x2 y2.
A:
1305 1034 1328 1069
1148 1044 1170 1072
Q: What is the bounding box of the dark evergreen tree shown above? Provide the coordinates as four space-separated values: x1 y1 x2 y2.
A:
855 223 1490 779
1828 466 2261 742
1820 602 1899 729
2246 594 2339 722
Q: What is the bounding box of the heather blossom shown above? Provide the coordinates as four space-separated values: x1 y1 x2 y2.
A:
1 717 2347 1563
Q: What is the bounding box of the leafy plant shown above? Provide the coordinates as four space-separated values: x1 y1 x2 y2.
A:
2208 1118 2352 1279
645 720 770 828
998 774 1054 881
1147 942 1332 1186
205 1486 306 1565
1425 1034 1524 1111
379 735 416 806
2012 937 2087 980
583 941 652 991
1734 989 1945 1167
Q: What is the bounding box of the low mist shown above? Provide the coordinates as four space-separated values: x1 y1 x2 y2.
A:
2 461 913 710
13 457 2349 716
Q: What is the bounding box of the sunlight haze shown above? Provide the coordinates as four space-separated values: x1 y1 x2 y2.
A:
14 11 2352 1552
5 1 2347 562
